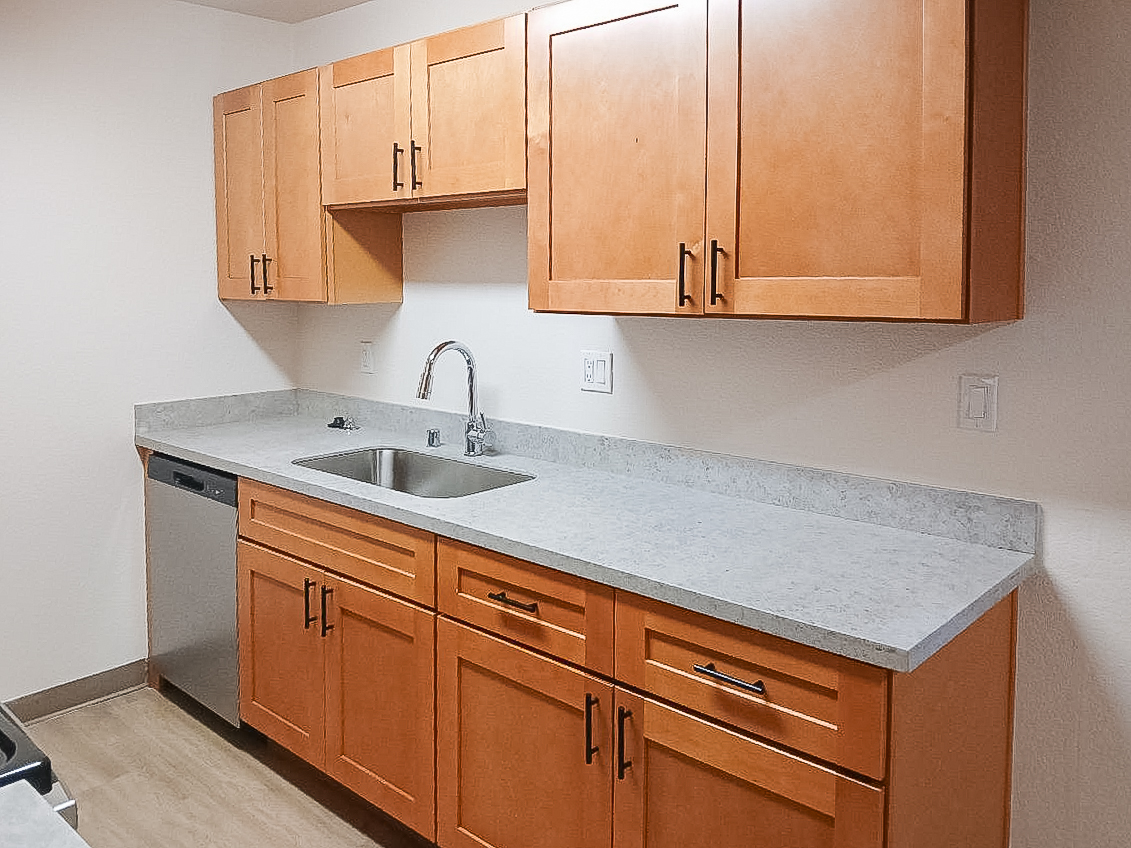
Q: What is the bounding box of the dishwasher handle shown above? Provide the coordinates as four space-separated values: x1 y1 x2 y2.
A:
147 454 238 508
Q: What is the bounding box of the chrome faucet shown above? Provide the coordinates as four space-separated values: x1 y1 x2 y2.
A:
416 340 495 457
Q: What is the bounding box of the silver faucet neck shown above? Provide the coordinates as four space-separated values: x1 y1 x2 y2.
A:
416 340 478 422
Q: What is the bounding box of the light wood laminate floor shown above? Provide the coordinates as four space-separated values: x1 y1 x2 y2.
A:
26 686 431 848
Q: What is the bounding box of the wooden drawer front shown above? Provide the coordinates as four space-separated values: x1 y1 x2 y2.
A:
437 538 614 676
615 593 888 780
238 480 435 606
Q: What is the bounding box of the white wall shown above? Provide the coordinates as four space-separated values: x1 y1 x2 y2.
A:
0 0 299 700
295 0 1131 845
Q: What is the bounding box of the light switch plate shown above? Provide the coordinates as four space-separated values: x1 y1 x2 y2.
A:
581 350 613 393
360 341 375 375
958 374 998 431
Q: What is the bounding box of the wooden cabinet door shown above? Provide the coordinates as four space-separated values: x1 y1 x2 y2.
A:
436 618 614 848
705 0 967 319
320 46 411 205
613 690 884 848
262 70 326 301
410 15 526 199
323 573 436 840
237 541 325 767
528 0 707 315
214 84 264 300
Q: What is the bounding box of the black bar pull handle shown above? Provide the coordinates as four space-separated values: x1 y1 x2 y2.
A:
693 662 766 696
410 140 422 191
261 254 273 294
393 142 405 191
250 254 260 294
320 585 334 637
303 578 316 629
487 590 539 614
709 240 725 306
617 706 633 780
584 693 599 765
677 243 693 307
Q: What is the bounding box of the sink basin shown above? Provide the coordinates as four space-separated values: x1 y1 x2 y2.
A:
293 447 533 498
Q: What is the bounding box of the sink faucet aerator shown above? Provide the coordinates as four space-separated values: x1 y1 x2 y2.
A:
416 341 495 457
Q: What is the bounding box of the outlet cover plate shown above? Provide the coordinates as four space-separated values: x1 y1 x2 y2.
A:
581 350 613 394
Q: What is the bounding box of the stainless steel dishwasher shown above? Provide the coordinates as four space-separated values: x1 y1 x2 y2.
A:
145 454 239 726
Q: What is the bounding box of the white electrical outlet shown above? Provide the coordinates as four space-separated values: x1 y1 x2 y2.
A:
360 341 375 375
581 350 613 393
958 374 998 431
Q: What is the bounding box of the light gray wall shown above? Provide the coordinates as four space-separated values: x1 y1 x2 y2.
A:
0 0 299 699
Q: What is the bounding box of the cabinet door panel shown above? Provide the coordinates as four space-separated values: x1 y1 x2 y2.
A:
324 574 436 840
237 541 324 767
706 0 966 318
214 85 264 300
613 691 884 848
263 70 326 301
528 0 707 315
320 46 411 205
437 618 613 848
411 15 526 198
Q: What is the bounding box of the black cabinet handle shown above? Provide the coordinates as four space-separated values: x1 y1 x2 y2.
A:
487 590 538 614
250 254 260 295
393 143 405 191
693 662 765 696
320 585 334 637
261 254 273 294
303 578 316 629
617 706 633 780
710 240 725 306
411 140 422 191
677 243 693 307
584 693 599 765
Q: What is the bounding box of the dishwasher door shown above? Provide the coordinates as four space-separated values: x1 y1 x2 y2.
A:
145 454 239 726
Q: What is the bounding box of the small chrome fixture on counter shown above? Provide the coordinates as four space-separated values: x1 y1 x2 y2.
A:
427 428 442 447
416 340 495 457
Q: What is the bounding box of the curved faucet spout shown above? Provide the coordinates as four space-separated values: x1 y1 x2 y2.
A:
416 340 492 456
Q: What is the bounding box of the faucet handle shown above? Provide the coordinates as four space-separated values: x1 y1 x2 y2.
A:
465 414 495 456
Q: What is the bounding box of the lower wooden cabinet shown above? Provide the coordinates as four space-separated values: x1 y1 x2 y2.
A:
435 617 881 848
615 690 884 848
436 618 613 848
238 540 436 839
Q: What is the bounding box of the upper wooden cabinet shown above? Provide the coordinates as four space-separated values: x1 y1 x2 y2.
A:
215 70 325 301
214 71 403 303
528 0 1027 322
320 15 527 207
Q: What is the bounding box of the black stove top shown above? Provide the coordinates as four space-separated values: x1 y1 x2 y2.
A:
0 703 52 795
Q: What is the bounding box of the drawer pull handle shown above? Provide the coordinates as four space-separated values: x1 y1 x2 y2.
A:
250 254 260 295
617 706 633 780
709 239 725 306
320 585 334 637
487 590 538 614
392 142 405 191
693 662 766 696
261 254 272 294
303 578 316 629
584 693 599 764
410 140 423 190
677 242 693 307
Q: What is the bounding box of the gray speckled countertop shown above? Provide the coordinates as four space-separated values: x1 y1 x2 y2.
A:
0 782 89 848
135 391 1039 673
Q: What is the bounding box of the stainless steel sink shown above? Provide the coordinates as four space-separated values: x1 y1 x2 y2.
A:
293 447 533 498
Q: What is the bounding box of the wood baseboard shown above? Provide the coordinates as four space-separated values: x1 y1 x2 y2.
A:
4 659 149 722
